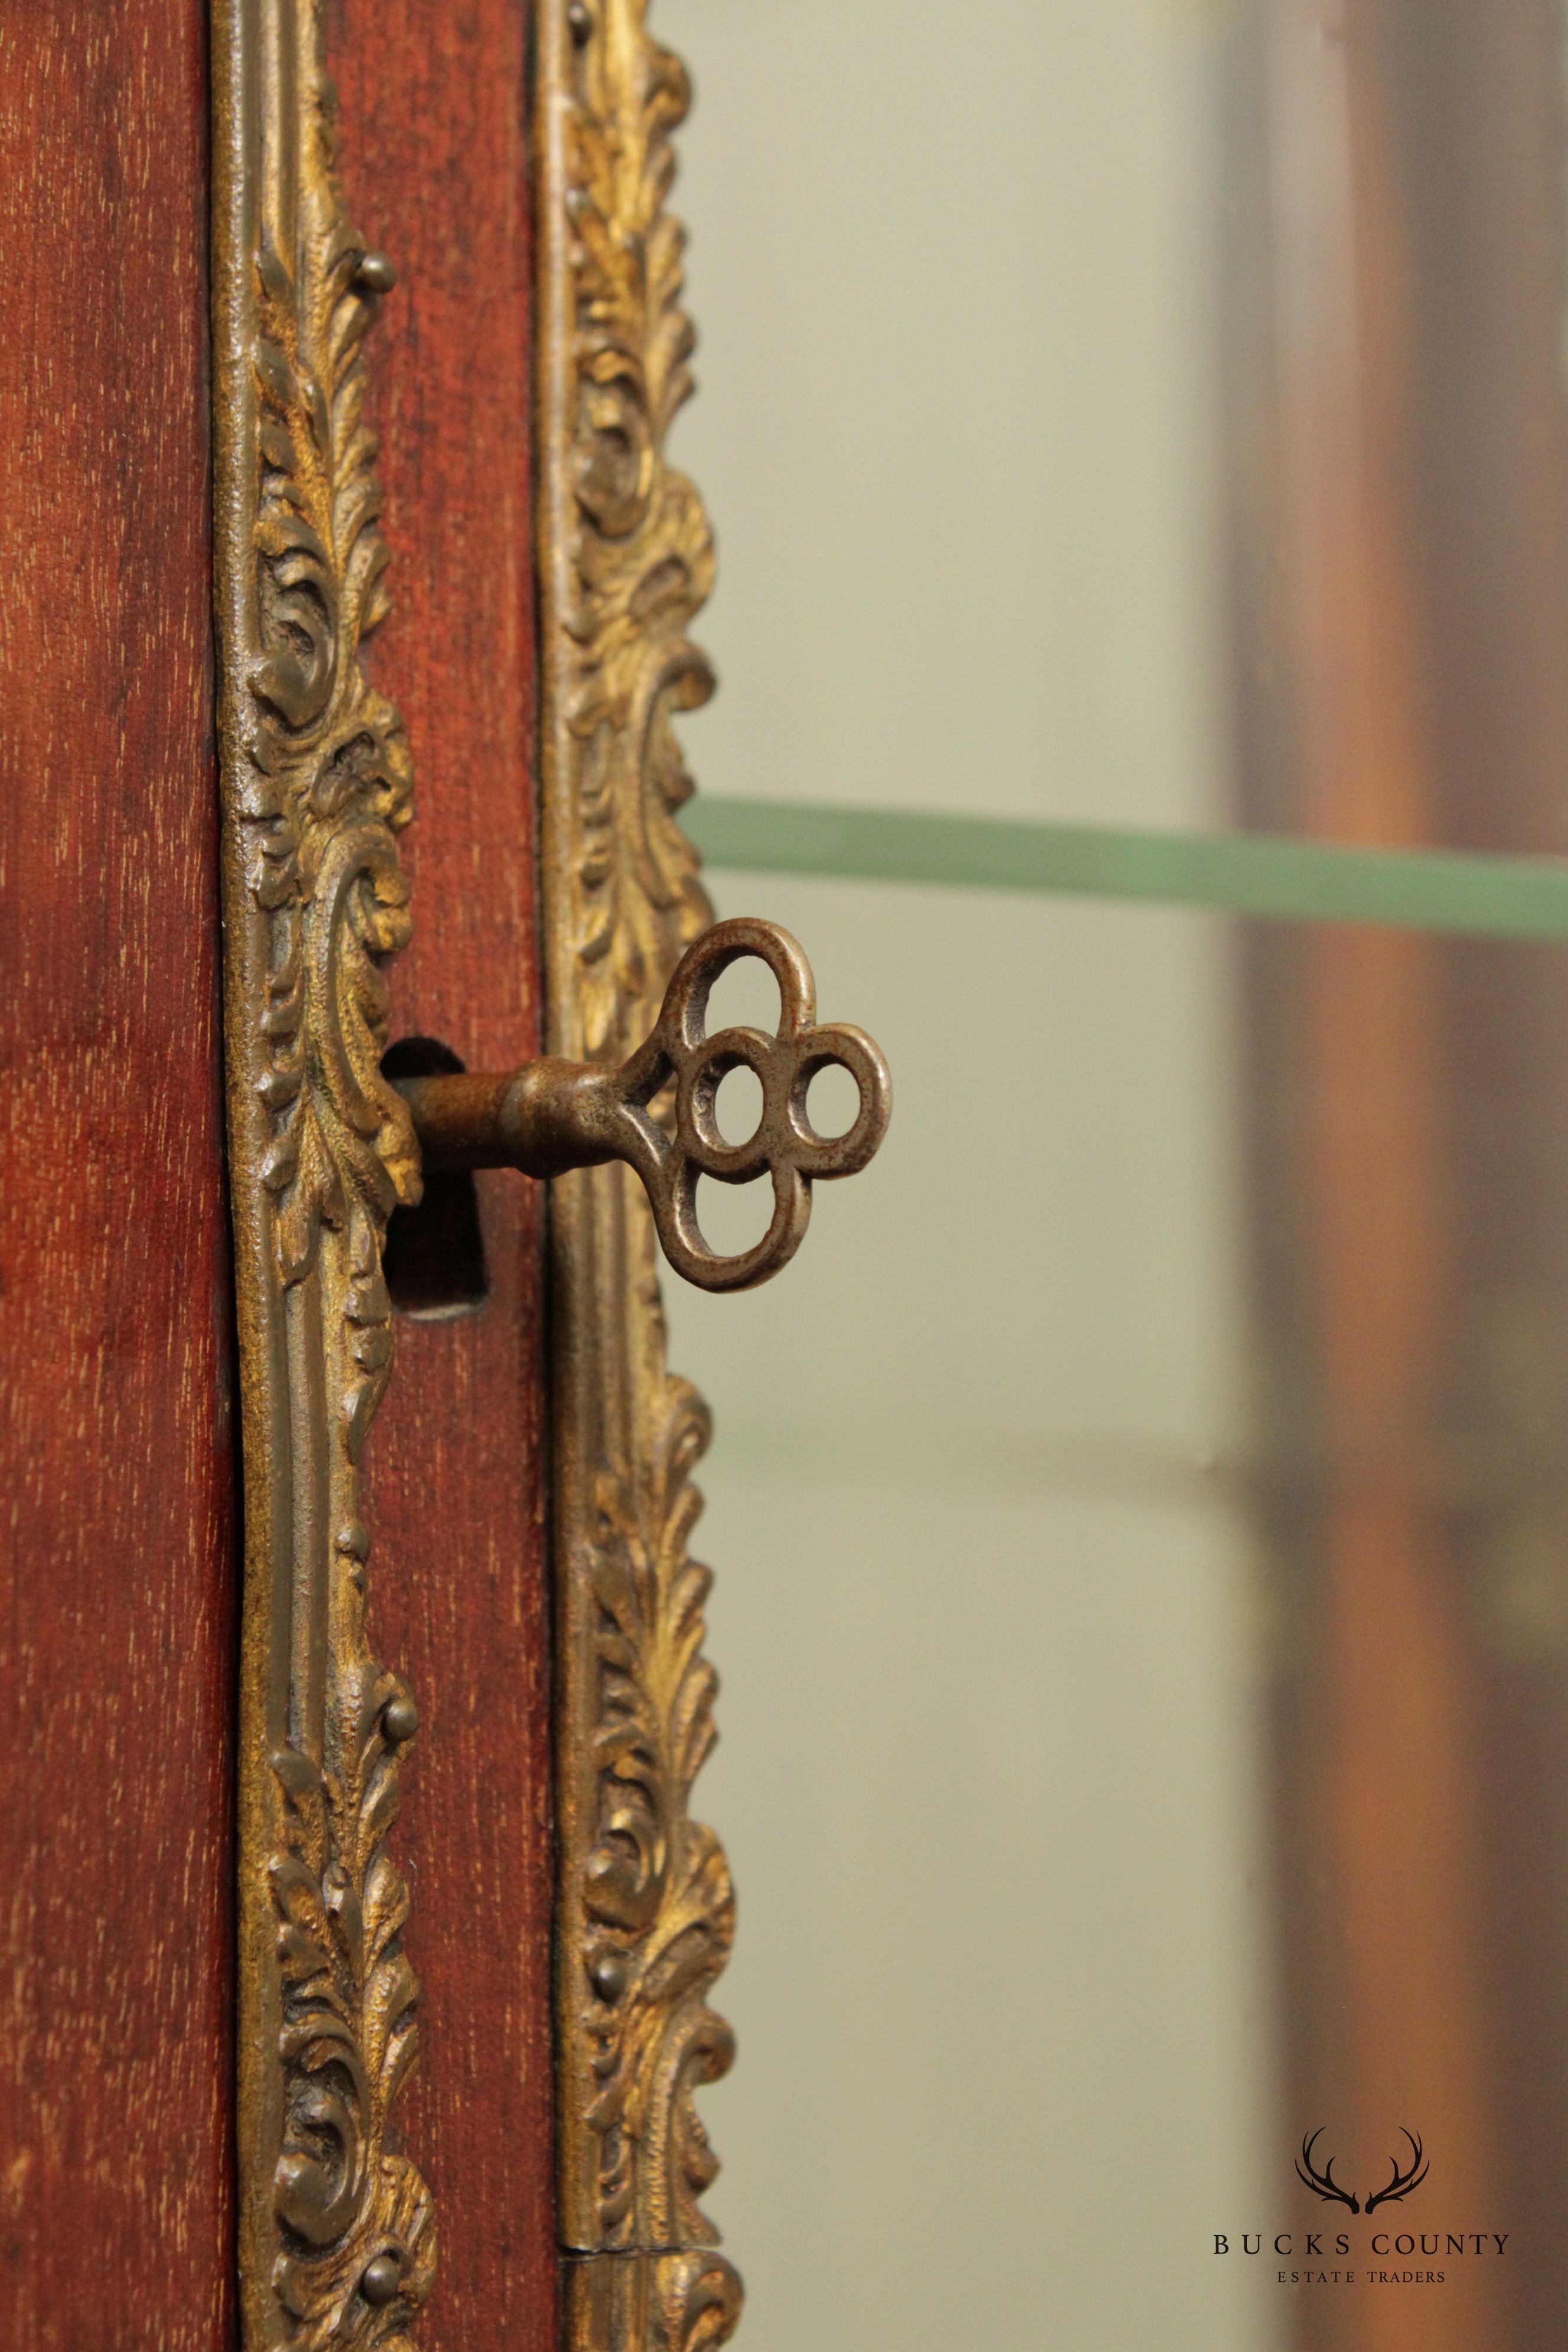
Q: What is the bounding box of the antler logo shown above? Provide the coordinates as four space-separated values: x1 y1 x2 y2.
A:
1295 2129 1429 2214
1296 2131 1360 2213
1366 2131 1429 2214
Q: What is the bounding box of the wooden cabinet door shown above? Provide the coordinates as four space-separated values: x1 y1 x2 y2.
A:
0 6 830 2348
0 5 556 2342
319 12 557 2343
0 9 240 2341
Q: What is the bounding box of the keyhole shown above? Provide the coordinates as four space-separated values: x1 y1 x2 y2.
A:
381 1037 490 1319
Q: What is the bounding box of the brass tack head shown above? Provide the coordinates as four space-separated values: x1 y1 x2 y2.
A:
383 1695 420 1745
354 250 398 295
589 1949 629 2003
361 2253 401 2308
567 1 593 44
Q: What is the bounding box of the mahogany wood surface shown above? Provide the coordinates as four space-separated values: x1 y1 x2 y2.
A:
0 5 239 2344
331 6 560 2345
1231 6 1568 2347
1365 9 1568 2338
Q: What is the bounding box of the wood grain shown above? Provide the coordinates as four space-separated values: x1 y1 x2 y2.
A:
0 5 238 2344
328 5 560 2345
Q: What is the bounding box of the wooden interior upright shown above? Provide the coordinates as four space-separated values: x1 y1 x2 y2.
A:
1227 2 1568 2344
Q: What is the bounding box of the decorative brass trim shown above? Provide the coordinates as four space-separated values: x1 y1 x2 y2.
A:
213 5 433 2343
536 2 744 2343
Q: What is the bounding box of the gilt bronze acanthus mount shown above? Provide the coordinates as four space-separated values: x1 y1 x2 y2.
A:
213 1 430 2343
216 2 889 2346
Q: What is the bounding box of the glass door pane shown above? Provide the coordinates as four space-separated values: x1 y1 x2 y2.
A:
667 882 1568 2349
662 0 1568 858
645 4 1568 2346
